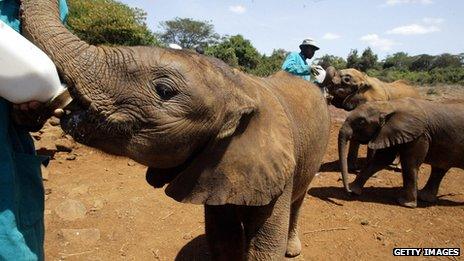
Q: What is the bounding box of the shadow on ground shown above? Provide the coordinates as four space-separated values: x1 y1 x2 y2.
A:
309 186 464 208
175 234 211 261
319 159 402 174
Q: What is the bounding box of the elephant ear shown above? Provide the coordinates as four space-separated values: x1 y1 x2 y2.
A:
165 88 296 206
368 105 427 150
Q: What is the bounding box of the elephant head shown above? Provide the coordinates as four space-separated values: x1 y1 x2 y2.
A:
21 0 296 206
324 67 372 111
338 99 426 192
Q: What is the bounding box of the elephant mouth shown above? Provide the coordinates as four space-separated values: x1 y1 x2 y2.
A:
145 138 211 189
59 93 134 146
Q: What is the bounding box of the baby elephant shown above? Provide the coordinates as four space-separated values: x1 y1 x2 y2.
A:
338 98 464 208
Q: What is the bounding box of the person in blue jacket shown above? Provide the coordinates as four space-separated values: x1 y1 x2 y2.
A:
0 0 68 260
281 38 321 82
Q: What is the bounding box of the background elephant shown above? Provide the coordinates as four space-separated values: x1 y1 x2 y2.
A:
21 0 330 259
338 98 464 208
323 66 421 171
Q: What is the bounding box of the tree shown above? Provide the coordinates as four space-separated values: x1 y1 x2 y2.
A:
157 18 219 49
67 0 159 46
383 52 412 70
359 47 379 72
252 49 288 77
410 54 434 71
206 35 261 73
346 49 361 70
430 53 462 69
316 55 347 70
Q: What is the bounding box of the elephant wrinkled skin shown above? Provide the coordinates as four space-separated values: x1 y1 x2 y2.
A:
338 98 464 208
324 67 420 111
21 1 330 259
324 67 421 170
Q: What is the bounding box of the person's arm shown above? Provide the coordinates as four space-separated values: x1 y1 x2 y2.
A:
281 53 311 76
11 0 69 131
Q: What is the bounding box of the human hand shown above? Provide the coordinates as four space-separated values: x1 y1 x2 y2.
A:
310 66 321 76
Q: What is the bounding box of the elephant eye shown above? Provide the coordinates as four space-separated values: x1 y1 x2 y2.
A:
155 84 176 100
153 79 178 100
342 76 351 85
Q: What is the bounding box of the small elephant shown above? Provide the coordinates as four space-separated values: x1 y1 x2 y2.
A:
338 98 464 208
323 66 421 171
21 0 331 259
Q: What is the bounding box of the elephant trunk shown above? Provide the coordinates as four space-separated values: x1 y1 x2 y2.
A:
338 123 353 193
20 0 103 104
320 66 336 87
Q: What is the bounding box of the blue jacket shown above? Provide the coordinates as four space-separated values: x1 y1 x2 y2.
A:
0 1 68 260
281 52 312 81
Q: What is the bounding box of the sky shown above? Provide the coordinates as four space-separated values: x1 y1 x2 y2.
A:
119 0 464 60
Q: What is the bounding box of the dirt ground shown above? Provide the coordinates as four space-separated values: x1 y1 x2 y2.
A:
36 86 464 260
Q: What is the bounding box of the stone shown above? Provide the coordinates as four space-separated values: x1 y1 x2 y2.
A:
127 160 136 166
66 154 77 161
55 138 74 152
60 228 100 245
92 199 105 210
68 185 89 197
48 116 61 126
55 199 86 221
41 165 49 181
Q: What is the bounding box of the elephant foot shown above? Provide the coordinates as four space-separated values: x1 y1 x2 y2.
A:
285 235 301 257
397 197 417 208
418 190 438 203
349 182 363 196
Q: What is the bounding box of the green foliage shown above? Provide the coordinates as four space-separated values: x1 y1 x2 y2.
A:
346 49 361 70
316 55 347 70
157 18 219 49
430 53 462 69
367 67 464 85
251 49 288 77
383 52 413 70
410 54 434 71
206 35 261 73
67 0 159 46
359 47 379 72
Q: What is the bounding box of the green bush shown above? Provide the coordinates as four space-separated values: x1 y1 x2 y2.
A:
367 67 464 85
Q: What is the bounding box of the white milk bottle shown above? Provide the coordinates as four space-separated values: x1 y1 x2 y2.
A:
0 19 71 107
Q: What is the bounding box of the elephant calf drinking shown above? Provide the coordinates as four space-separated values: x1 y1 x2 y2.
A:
21 0 330 259
338 98 464 208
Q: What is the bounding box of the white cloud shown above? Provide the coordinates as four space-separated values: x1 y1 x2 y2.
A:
322 33 341 40
360 34 396 51
422 17 444 24
385 0 433 5
229 5 246 14
386 24 440 35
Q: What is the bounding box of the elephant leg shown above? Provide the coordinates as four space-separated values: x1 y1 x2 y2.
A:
242 182 292 260
366 148 375 163
204 205 245 261
285 193 305 257
348 140 360 171
398 138 429 208
418 166 449 203
350 147 398 195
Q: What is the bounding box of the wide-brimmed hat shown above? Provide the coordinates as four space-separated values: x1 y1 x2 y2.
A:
299 38 320 50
